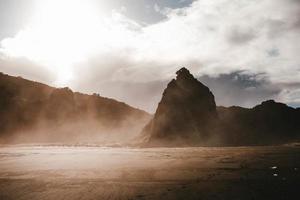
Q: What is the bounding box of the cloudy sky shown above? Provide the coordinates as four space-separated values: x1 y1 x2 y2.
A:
0 0 299 112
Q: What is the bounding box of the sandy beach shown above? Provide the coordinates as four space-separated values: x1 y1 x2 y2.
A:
0 145 299 200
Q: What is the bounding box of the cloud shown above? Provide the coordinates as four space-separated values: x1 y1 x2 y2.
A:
0 0 299 111
199 71 282 108
0 55 56 83
226 26 257 45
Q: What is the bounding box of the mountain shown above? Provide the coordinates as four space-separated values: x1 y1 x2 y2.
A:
0 72 150 143
142 68 300 146
141 67 219 146
2 69 299 146
218 100 300 145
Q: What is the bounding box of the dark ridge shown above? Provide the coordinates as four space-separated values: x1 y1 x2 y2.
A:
142 68 300 146
142 67 218 146
0 72 151 143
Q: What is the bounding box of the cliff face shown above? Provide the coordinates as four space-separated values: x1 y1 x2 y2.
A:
0 72 150 143
142 68 300 146
142 68 219 146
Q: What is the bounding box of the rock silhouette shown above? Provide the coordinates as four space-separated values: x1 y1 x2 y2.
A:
142 68 300 146
142 67 219 146
0 72 150 143
218 100 300 145
1 69 300 146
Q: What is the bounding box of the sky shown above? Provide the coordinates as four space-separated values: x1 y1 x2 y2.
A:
0 0 299 113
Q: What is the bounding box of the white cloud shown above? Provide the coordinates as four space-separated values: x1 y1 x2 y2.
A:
132 0 300 82
0 0 299 110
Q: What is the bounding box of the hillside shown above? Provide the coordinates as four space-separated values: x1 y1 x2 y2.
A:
142 68 300 146
0 72 150 143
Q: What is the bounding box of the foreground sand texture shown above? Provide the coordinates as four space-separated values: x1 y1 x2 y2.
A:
0 145 300 200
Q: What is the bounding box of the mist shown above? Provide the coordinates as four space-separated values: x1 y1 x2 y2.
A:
0 1 300 199
0 72 150 145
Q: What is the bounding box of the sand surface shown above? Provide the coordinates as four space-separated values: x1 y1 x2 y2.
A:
0 145 299 200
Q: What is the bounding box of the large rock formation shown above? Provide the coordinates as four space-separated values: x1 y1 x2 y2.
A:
142 68 219 146
1 68 300 146
0 72 150 143
142 68 300 146
218 100 300 145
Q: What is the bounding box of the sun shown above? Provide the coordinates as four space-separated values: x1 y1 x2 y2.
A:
1 0 107 85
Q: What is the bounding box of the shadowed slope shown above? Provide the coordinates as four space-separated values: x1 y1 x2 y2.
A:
0 72 150 143
218 100 300 145
142 68 219 146
142 68 300 146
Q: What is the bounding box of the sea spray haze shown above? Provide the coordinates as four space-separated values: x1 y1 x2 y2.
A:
0 72 150 144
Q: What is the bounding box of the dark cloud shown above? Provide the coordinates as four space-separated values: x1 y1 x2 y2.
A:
267 48 280 57
265 19 288 38
199 71 282 108
227 27 257 45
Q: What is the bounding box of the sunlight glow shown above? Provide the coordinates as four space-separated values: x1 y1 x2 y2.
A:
1 0 120 85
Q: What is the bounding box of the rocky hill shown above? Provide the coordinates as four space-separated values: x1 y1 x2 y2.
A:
142 68 219 146
0 72 150 143
218 100 300 145
142 68 300 146
2 69 299 146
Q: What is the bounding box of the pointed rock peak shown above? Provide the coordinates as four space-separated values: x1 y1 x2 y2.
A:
141 67 218 145
175 67 194 80
176 67 190 76
173 67 208 92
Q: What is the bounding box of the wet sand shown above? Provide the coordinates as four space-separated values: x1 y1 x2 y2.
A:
0 145 299 200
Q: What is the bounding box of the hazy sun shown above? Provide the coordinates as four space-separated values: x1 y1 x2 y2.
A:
2 0 109 85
